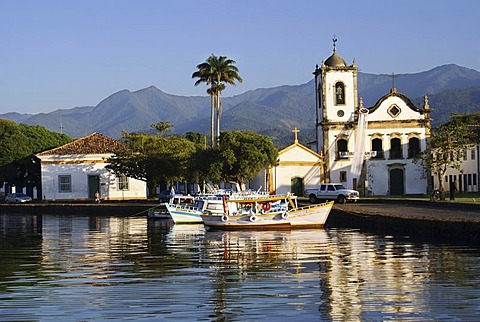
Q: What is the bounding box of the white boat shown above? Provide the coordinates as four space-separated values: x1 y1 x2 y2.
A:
166 190 273 224
164 195 226 224
200 194 334 230
147 195 196 220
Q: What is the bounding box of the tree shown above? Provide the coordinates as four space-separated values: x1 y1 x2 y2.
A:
106 131 196 196
213 131 278 188
150 121 173 136
0 120 72 194
414 120 474 200
192 54 242 147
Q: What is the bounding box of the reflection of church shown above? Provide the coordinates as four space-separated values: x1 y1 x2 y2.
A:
313 40 431 195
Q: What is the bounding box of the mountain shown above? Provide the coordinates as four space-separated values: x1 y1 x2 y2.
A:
2 64 480 144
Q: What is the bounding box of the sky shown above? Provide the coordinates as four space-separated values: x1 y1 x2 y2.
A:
1 0 480 114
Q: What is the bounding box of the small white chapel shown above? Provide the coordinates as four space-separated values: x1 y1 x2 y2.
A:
313 39 432 196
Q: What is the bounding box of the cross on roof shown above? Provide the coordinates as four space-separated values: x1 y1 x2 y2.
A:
292 127 300 144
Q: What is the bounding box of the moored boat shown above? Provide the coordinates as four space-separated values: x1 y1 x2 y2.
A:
200 194 334 230
147 195 196 220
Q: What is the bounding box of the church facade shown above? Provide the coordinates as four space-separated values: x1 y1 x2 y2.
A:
313 42 432 196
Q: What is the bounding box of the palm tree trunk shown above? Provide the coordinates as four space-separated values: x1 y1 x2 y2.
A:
210 94 215 147
216 93 222 144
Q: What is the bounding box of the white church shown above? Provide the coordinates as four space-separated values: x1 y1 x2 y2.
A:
312 40 432 196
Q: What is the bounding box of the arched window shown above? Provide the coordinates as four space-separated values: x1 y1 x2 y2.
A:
337 138 348 159
390 138 402 159
408 137 420 158
371 138 384 159
335 82 345 105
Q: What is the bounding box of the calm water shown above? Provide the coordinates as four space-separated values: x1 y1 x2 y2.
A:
0 213 479 321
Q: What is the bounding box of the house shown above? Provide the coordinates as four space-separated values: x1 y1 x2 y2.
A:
313 40 431 196
251 128 323 196
436 144 479 193
37 132 147 201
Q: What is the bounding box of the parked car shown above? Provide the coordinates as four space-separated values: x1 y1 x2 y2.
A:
5 193 32 204
304 183 359 204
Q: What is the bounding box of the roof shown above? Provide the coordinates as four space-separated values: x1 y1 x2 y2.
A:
37 132 127 156
324 48 348 67
368 90 427 114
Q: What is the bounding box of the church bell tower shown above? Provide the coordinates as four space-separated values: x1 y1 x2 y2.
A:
314 38 359 182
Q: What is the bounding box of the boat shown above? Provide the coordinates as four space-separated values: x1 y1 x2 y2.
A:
165 194 228 224
147 195 196 219
166 190 273 224
200 194 334 230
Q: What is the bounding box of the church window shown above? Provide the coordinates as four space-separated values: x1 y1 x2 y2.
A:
337 110 345 117
371 138 384 159
387 104 401 118
390 138 402 159
408 137 420 158
340 171 347 182
337 138 348 159
335 82 345 105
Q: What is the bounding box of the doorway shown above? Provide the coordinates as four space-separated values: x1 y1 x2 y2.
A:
88 175 100 200
291 177 303 196
389 169 404 195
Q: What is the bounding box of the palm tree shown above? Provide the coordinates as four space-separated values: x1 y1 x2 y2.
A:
192 54 242 147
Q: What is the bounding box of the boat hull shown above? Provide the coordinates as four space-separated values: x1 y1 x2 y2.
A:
165 204 203 224
201 201 334 230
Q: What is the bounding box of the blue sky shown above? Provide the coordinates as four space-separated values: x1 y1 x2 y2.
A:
1 0 479 114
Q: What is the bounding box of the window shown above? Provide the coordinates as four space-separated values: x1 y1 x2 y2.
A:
340 171 347 182
472 148 476 160
327 185 335 191
335 82 345 105
387 104 401 118
337 139 348 159
371 138 384 158
463 150 468 161
408 137 420 158
390 138 402 159
118 175 129 190
58 175 72 193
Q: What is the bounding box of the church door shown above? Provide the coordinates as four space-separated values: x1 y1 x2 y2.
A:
389 169 404 195
291 177 303 196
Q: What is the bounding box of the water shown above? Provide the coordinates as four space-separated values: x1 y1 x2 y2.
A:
1 213 479 321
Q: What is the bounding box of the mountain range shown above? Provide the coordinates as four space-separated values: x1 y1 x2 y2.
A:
2 64 480 147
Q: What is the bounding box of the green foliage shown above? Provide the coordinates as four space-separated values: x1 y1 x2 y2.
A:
192 54 243 147
414 119 475 196
0 119 30 166
214 130 278 185
106 132 196 193
450 112 480 142
150 121 173 136
0 119 72 189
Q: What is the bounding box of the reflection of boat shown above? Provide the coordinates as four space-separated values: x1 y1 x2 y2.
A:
201 194 334 230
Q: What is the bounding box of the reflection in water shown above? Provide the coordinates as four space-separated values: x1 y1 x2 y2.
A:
0 214 479 321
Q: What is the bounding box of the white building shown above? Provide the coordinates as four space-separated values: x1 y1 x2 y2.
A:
37 132 147 201
435 144 479 193
250 128 322 196
313 41 432 196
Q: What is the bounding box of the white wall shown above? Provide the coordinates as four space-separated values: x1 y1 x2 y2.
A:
39 154 147 201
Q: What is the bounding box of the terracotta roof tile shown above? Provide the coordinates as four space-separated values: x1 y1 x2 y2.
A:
37 132 127 156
